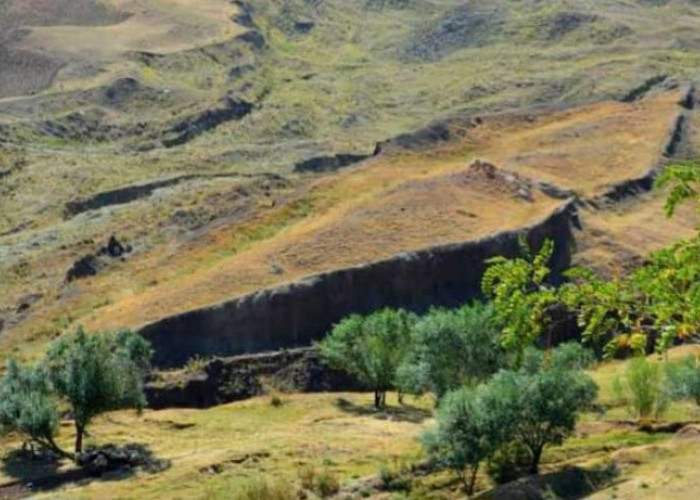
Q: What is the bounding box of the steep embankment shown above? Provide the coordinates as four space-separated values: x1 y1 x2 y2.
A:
64 87 692 368
141 201 575 367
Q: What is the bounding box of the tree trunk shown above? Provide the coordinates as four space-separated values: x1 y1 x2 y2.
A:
374 391 387 408
529 446 542 475
75 424 84 454
36 435 74 461
467 463 480 496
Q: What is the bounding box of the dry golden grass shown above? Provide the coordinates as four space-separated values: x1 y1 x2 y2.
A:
1 348 698 499
80 154 562 332
466 90 685 196
5 0 244 93
575 192 699 274
76 90 687 333
0 90 689 356
0 392 430 500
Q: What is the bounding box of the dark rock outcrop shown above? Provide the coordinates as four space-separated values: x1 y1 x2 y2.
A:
66 235 132 281
102 77 140 107
161 96 253 148
63 172 284 218
145 347 363 409
293 153 370 173
294 21 315 34
228 63 255 82
77 444 170 476
140 201 576 368
66 254 102 282
232 1 256 28
620 74 668 103
235 30 266 51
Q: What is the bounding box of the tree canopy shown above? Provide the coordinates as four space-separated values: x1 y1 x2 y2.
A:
320 308 415 408
398 302 504 399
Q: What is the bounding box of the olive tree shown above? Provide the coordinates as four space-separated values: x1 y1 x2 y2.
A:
423 385 510 495
0 359 66 457
320 308 414 408
488 367 597 474
398 303 504 399
43 328 152 453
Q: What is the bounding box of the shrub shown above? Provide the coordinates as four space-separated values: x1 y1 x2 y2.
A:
269 391 284 407
0 359 64 458
231 476 297 500
614 357 670 422
398 303 504 399
379 462 412 492
314 468 340 497
520 342 596 374
483 367 597 474
666 355 700 405
423 385 509 495
184 355 209 374
320 308 415 408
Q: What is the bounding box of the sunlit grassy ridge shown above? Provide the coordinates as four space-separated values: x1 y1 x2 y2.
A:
2 0 700 359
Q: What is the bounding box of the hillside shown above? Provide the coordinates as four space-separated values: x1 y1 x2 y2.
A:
4 0 700 499
3 0 700 360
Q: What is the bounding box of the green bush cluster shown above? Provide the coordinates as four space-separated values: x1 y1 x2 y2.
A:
320 304 505 408
423 343 597 494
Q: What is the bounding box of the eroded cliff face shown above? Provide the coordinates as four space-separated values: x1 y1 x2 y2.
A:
140 201 576 368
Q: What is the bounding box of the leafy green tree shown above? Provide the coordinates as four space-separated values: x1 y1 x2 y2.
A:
320 309 414 408
520 342 595 374
44 328 153 453
423 385 509 495
398 303 504 399
656 162 700 218
488 368 598 474
482 239 559 363
0 359 66 458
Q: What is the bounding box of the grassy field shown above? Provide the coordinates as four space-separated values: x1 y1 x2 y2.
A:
1 347 699 499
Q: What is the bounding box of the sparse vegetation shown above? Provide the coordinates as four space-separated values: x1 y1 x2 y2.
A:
4 1 700 499
614 357 671 422
666 355 700 406
229 476 298 500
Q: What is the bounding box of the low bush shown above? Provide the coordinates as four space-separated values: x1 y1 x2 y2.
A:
614 357 670 422
379 462 412 492
231 477 297 500
666 355 700 405
314 468 340 497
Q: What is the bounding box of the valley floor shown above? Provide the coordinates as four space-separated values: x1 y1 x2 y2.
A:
2 346 700 500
